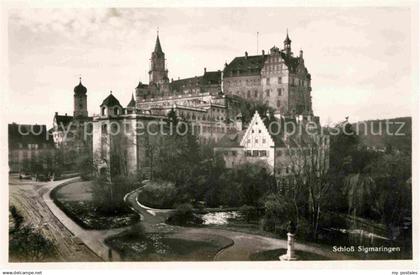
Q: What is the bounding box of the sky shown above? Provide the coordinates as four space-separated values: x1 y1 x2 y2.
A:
6 7 414 127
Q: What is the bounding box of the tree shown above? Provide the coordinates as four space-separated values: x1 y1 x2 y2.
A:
9 206 57 262
262 193 294 233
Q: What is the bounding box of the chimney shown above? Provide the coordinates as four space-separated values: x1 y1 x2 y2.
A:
65 113 67 116
55 112 58 116
245 51 248 59
262 50 265 56
300 49 303 58
204 67 207 74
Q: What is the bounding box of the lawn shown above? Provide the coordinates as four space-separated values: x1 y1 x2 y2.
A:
105 232 233 261
51 180 139 230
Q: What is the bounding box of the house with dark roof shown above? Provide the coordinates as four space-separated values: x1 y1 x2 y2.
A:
223 32 313 116
214 111 329 185
8 123 55 172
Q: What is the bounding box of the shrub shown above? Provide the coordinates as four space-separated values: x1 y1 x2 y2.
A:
138 180 177 209
262 194 294 234
124 223 146 240
166 203 203 226
239 204 257 223
9 206 57 261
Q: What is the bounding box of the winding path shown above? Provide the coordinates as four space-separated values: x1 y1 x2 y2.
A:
41 177 127 261
39 177 352 261
124 187 353 261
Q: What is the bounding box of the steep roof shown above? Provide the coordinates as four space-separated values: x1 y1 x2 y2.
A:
216 112 324 149
55 114 74 126
224 51 302 76
100 93 121 107
224 55 267 77
170 70 221 92
127 94 136 108
203 71 221 85
8 123 53 149
153 35 164 56
136 81 149 89
216 130 246 148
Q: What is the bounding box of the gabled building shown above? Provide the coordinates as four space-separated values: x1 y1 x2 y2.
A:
223 32 313 117
214 111 329 189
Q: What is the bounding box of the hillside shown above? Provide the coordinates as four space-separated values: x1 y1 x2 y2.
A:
352 117 411 153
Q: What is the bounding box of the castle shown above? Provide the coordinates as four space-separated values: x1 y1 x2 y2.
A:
84 31 328 179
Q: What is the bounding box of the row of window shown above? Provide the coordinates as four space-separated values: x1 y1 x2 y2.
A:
16 143 48 150
247 137 267 144
245 150 268 157
265 77 282 85
264 88 284 97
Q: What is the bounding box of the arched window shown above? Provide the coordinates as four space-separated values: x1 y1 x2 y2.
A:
114 107 120 115
101 107 106 116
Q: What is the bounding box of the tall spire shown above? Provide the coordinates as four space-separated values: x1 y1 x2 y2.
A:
284 29 292 55
154 29 163 54
284 29 291 44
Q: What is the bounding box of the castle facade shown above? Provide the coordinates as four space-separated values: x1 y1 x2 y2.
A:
91 31 328 179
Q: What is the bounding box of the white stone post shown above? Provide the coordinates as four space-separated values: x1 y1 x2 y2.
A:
280 233 298 261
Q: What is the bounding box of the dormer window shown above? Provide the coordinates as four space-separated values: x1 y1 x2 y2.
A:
114 107 120 115
101 107 106 116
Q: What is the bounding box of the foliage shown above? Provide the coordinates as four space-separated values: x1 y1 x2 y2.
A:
166 203 203 226
225 95 276 125
124 223 146 240
326 121 412 237
9 206 57 262
239 204 258 223
9 206 24 231
77 153 94 180
91 173 138 215
138 180 177 209
262 193 294 234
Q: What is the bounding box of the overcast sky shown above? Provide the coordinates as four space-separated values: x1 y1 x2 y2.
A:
7 7 414 127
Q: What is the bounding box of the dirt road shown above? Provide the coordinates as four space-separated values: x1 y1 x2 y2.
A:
9 175 100 262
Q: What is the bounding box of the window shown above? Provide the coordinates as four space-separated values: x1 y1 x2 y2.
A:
266 78 270 85
258 130 261 133
278 77 282 84
259 150 267 157
245 150 252 157
277 88 282 96
266 89 270 97
277 150 282 157
101 124 107 134
247 139 251 144
247 90 251 98
277 100 281 107
255 139 258 144
101 107 106 116
262 138 266 144
252 150 259 157
254 90 258 97
232 151 237 157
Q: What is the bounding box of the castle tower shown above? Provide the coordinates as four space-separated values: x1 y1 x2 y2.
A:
73 77 88 118
283 30 292 55
149 32 169 85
